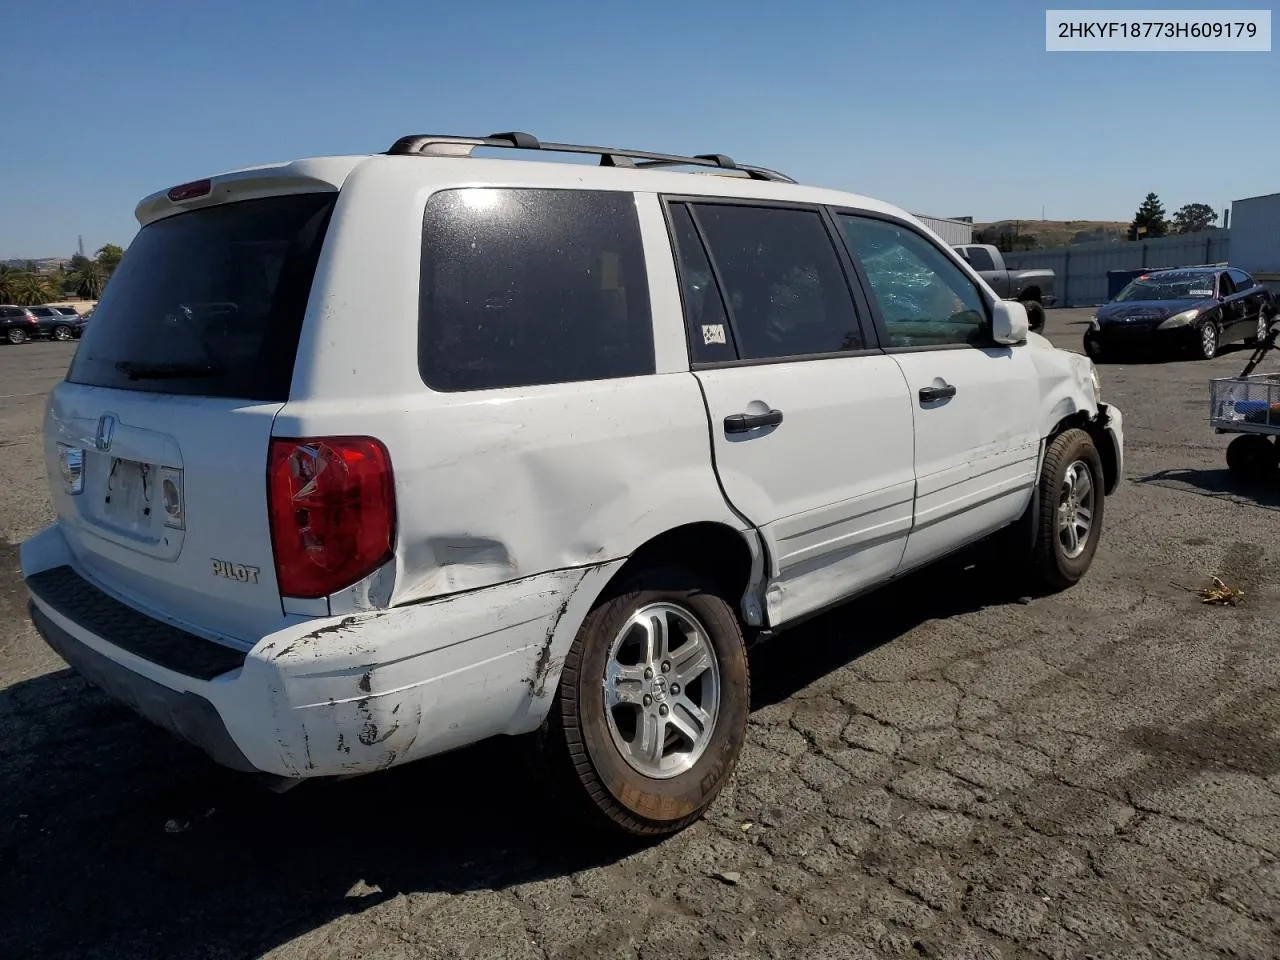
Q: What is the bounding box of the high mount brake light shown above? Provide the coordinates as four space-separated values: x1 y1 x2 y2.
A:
267 437 396 599
167 179 212 202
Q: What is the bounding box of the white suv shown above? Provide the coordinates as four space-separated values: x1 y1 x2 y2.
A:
21 132 1123 837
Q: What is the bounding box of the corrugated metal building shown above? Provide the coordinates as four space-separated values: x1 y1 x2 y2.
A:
914 214 973 246
1229 192 1280 284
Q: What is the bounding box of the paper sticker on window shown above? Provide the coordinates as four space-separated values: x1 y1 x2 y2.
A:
1190 288 1212 297
702 324 727 346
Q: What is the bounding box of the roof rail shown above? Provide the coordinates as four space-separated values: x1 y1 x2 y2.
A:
384 131 797 183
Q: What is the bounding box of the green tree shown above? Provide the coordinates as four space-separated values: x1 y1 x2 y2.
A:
0 264 18 302
1171 202 1218 235
73 260 107 299
7 271 59 305
96 243 124 272
1129 193 1168 240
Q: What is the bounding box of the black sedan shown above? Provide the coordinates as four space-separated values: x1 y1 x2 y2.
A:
27 306 86 341
1082 266 1275 362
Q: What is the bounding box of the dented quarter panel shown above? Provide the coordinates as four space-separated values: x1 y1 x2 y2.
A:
278 163 745 614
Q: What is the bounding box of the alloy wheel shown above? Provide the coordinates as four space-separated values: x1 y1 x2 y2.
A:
1201 322 1218 359
603 601 721 780
1057 459 1095 560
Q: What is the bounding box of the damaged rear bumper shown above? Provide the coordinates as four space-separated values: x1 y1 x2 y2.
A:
21 525 620 779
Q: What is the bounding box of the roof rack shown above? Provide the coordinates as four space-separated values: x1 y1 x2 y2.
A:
384 131 797 183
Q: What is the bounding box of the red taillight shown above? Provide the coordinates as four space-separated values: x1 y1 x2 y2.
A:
167 179 212 202
267 437 396 599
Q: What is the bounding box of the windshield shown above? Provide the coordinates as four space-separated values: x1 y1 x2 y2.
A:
66 192 335 401
1115 272 1216 302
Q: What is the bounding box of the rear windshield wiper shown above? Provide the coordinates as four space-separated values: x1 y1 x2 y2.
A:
115 360 227 380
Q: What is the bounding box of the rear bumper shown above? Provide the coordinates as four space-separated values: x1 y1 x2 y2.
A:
22 524 619 779
28 601 256 772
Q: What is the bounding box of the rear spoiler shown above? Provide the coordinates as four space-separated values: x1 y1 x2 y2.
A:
134 156 365 226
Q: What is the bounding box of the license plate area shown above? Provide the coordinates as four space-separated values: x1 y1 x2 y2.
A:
94 457 185 542
102 458 158 537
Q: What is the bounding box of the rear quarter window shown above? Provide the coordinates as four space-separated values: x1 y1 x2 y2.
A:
66 192 335 402
418 188 655 392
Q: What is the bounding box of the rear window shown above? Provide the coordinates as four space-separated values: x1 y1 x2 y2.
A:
67 193 335 401
418 187 654 392
962 247 996 271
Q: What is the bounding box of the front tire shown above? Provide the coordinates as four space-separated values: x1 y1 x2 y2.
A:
548 566 750 837
52 325 73 341
1196 320 1219 360
1031 428 1105 592
1023 300 1046 333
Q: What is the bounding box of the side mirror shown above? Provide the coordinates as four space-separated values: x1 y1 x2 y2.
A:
991 300 1029 345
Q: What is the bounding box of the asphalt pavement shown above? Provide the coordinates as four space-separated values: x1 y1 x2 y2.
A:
1 311 1277 960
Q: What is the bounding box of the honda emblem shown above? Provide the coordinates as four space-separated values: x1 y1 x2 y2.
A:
94 414 117 452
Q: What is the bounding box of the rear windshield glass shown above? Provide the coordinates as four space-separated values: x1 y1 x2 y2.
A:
66 193 335 401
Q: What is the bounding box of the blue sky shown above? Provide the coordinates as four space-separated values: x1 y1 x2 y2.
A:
1 0 1276 258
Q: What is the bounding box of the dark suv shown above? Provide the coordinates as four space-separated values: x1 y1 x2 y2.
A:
0 305 40 344
27 305 85 341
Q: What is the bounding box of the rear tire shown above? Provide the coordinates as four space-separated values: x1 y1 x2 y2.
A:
547 565 750 837
6 327 28 345
1030 428 1105 592
1023 300 1046 333
1225 434 1279 482
1245 309 1272 347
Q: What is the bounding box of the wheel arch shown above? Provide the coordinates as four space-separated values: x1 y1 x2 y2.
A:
1044 408 1119 496
516 521 767 727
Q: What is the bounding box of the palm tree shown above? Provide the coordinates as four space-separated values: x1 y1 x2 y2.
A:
0 265 18 303
8 271 58 306
74 260 106 299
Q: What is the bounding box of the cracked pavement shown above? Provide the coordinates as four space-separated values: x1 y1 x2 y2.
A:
1 310 1277 959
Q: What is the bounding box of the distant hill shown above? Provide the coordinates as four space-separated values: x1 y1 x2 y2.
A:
973 220 1131 250
2 257 71 270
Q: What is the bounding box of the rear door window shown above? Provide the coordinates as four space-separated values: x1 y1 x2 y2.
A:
962 246 996 271
418 188 654 392
683 203 866 361
1228 268 1254 290
66 193 335 402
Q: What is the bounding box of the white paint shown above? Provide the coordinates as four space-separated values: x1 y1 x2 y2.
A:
891 347 1041 571
21 145 1126 782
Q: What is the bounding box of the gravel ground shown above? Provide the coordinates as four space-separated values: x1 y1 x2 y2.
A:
1 310 1277 960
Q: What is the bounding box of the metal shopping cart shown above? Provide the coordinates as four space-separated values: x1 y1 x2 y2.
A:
1208 321 1280 481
